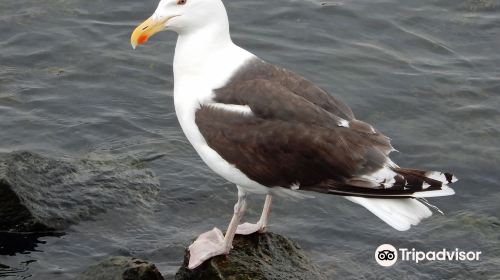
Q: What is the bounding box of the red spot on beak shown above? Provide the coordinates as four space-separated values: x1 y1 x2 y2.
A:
138 35 149 45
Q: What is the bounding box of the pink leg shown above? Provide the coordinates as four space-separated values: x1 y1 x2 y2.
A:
188 187 248 269
236 194 272 235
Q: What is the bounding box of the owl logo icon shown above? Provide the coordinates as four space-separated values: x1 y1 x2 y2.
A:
375 244 398 267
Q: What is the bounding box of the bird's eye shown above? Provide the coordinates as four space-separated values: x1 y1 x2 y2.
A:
177 0 186 5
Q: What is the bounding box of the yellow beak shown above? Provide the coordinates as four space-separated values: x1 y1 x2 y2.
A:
131 16 168 49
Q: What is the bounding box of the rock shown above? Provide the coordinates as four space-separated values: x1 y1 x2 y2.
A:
175 232 327 280
77 257 164 280
0 151 160 232
0 174 52 232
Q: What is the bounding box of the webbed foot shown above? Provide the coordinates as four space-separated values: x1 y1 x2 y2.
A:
188 227 228 269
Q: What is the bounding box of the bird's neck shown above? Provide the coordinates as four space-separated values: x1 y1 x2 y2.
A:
173 23 254 97
174 22 232 76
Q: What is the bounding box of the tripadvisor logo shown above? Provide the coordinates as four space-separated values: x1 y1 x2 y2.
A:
375 244 398 267
375 244 482 267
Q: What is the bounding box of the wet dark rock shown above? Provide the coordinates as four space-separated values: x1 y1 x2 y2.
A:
175 232 327 280
0 174 52 232
77 257 164 280
0 151 160 232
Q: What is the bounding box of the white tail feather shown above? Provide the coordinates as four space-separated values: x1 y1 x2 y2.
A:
411 186 455 198
346 197 433 231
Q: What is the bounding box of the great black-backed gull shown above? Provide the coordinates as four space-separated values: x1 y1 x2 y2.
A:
131 0 457 269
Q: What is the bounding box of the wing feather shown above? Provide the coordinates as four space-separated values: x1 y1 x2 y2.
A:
196 58 400 193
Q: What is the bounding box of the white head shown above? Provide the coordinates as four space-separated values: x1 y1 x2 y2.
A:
131 0 230 49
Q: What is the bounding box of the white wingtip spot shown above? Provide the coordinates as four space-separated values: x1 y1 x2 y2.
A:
425 171 446 182
361 164 398 186
425 171 457 184
422 182 431 190
338 119 349 128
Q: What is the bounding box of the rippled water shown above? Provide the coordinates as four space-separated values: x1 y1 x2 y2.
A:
1 0 499 279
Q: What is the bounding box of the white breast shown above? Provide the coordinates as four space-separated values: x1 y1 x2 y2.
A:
172 43 269 194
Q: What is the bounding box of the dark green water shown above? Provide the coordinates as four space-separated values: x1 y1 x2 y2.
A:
1 0 499 279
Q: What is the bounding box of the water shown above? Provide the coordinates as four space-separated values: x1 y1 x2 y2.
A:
0 0 499 279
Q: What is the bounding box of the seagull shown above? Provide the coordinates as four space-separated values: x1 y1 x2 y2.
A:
131 0 457 269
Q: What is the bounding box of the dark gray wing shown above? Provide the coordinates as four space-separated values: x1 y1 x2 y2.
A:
215 59 391 146
216 58 356 121
196 58 450 196
196 105 390 189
